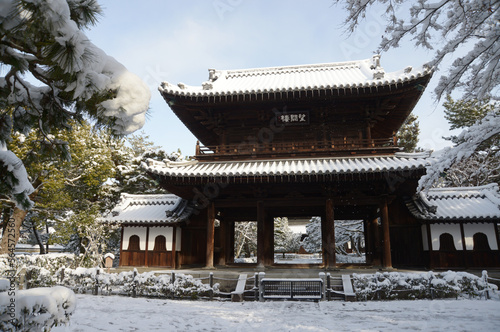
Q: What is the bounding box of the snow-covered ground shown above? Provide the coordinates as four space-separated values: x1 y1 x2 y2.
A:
53 295 499 331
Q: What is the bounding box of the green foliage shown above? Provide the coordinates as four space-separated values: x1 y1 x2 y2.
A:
443 95 497 130
396 113 421 152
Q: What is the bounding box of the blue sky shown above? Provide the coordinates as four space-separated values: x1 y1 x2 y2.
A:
87 0 456 156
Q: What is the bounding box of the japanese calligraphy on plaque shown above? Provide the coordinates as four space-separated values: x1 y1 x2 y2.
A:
276 111 309 126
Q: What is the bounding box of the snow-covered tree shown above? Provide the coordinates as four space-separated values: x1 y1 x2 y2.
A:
334 0 499 100
0 120 117 254
335 220 364 256
0 0 150 209
334 1 500 190
111 132 176 196
301 217 322 253
437 96 499 187
301 217 365 256
274 217 301 253
396 113 421 152
234 221 257 259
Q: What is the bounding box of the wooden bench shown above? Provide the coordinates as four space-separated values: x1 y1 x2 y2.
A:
342 274 356 301
231 274 248 302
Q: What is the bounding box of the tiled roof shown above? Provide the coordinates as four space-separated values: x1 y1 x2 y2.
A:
101 194 193 224
143 152 431 180
407 184 500 221
159 55 432 98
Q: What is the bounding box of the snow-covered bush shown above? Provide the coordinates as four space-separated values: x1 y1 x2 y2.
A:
353 271 497 301
25 267 219 299
0 254 79 275
0 286 76 332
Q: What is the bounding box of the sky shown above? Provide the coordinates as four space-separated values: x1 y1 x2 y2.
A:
86 0 458 157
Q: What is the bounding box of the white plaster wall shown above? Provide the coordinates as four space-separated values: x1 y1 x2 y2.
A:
430 223 463 251
463 223 498 250
122 227 147 251
147 227 173 251
421 225 429 251
176 227 181 252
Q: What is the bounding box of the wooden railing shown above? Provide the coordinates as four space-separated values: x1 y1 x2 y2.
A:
196 138 397 159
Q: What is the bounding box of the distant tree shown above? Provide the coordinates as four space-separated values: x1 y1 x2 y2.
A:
274 217 301 253
234 222 257 259
301 217 365 256
301 217 322 253
396 113 421 152
335 220 364 256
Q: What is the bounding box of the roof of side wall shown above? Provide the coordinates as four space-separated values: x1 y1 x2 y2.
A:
407 184 500 221
101 194 193 225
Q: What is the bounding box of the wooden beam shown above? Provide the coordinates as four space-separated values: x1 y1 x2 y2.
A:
227 221 235 264
172 226 177 269
323 198 336 268
381 197 392 268
206 203 215 268
257 200 265 267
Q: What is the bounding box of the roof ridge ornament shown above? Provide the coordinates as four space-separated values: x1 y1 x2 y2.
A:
371 54 385 79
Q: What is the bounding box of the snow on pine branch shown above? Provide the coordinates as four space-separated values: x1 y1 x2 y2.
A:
0 0 151 136
418 110 500 191
334 0 500 100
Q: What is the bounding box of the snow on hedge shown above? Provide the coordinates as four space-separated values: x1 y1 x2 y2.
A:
24 266 218 300
0 286 76 332
353 270 498 301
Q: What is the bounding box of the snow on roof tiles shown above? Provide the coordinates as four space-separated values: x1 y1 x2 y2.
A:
101 193 193 224
143 152 431 179
408 184 500 221
158 55 432 98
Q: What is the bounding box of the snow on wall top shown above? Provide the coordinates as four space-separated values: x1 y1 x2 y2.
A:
158 55 432 98
101 193 193 224
142 152 431 179
408 183 500 221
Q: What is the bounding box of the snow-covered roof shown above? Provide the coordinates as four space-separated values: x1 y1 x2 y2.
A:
159 55 432 98
101 194 193 225
407 184 500 221
143 152 431 179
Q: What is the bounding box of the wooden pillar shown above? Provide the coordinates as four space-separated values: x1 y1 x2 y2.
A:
364 219 372 263
370 217 381 266
323 198 336 268
171 226 177 269
218 219 227 266
426 223 433 269
381 198 392 268
119 227 124 266
145 227 149 267
264 215 274 266
206 203 215 268
226 221 235 264
257 201 265 267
